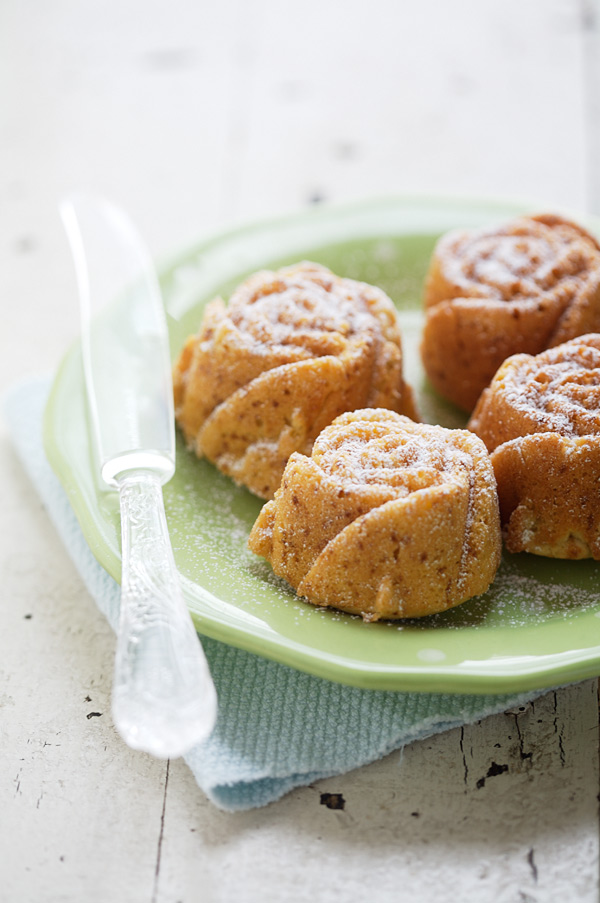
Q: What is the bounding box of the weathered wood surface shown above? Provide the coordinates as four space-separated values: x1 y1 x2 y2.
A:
1 1 599 900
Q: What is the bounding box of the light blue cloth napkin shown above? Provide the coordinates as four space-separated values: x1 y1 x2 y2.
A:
5 376 542 811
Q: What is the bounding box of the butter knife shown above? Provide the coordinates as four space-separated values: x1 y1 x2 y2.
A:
60 194 217 758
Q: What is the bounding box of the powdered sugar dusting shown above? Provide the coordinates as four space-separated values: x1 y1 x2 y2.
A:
313 412 475 494
498 339 600 437
228 262 394 359
412 554 600 630
440 216 600 303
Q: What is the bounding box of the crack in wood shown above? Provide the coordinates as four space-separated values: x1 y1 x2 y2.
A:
527 847 538 883
512 713 533 765
459 727 469 785
552 692 566 767
151 759 170 903
14 770 22 796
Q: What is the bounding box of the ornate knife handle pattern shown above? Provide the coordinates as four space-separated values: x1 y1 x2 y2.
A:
112 470 217 758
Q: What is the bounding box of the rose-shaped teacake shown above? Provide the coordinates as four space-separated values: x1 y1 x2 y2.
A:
248 409 501 619
421 213 600 411
468 334 600 559
173 262 418 499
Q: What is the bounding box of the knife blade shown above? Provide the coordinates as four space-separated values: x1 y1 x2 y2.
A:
60 194 217 758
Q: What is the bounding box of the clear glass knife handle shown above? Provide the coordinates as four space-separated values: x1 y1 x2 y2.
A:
112 469 217 758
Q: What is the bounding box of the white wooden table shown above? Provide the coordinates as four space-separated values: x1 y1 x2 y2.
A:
2 2 599 900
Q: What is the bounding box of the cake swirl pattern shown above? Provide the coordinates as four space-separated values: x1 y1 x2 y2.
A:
248 409 501 620
173 262 417 499
421 213 600 411
468 334 600 559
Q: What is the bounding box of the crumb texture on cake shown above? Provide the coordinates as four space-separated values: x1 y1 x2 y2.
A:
468 334 600 559
420 213 600 411
173 262 418 499
248 409 501 620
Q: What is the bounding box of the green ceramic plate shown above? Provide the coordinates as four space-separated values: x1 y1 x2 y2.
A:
44 196 600 694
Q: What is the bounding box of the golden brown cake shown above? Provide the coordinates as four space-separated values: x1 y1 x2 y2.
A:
468 334 600 559
173 262 418 499
248 409 501 620
421 213 600 412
